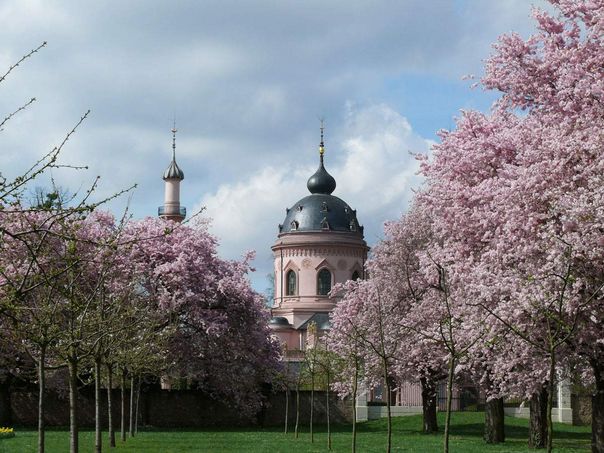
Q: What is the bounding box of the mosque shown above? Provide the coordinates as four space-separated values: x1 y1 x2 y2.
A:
266 125 369 355
157 124 368 357
157 125 574 423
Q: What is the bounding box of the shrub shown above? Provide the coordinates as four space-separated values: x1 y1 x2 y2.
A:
0 427 15 439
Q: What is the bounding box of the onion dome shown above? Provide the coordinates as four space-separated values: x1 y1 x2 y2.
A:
306 127 336 194
163 160 184 180
163 127 184 181
279 123 364 235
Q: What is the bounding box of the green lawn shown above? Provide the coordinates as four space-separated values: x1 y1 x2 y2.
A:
0 412 591 452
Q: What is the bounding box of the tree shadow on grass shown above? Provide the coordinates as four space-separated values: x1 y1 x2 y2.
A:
450 423 589 441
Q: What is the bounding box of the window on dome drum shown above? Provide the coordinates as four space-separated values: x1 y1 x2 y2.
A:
286 270 297 296
317 268 332 295
352 271 361 281
321 202 328 212
290 220 298 230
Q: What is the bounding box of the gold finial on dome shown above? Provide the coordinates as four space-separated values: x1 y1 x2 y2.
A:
319 118 325 156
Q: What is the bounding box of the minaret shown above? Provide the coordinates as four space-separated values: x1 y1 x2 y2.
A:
158 125 186 222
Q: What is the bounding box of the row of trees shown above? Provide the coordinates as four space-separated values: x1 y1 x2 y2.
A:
0 198 281 453
330 2 604 453
0 43 280 453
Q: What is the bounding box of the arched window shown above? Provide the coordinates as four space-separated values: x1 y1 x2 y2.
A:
351 270 361 281
286 270 297 296
317 268 332 295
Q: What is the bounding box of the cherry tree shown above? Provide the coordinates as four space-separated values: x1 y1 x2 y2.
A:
330 278 404 453
367 203 448 435
125 217 281 417
418 3 604 451
328 295 366 453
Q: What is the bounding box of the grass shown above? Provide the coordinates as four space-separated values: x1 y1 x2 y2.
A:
0 412 591 452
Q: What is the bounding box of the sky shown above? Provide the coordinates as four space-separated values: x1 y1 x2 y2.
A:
0 0 549 292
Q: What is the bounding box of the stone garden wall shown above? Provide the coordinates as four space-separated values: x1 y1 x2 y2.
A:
7 388 353 428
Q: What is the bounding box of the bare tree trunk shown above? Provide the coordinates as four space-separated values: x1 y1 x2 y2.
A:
383 358 392 453
37 345 46 453
129 374 135 438
294 379 300 439
352 364 358 453
134 374 141 434
546 352 556 453
420 376 438 434
484 397 505 444
107 363 115 448
443 355 455 453
120 369 126 442
592 361 604 453
94 355 102 453
310 371 314 443
529 386 548 449
68 357 79 453
284 386 289 434
326 368 331 451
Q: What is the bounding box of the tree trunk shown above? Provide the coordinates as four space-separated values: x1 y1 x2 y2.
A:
546 352 556 453
443 355 455 453
310 371 314 443
120 369 126 442
38 346 46 453
326 369 331 451
294 380 300 438
129 374 135 438
134 375 141 434
352 364 358 453
484 397 505 444
529 386 548 449
68 357 79 453
94 356 102 453
107 364 115 448
420 376 438 434
384 359 392 453
591 362 604 453
284 387 289 434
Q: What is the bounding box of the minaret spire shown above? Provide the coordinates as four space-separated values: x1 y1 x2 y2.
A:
171 120 177 161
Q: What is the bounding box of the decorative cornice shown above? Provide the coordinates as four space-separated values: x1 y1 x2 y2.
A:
273 246 367 258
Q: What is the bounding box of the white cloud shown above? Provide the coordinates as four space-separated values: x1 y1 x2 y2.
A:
0 0 551 289
337 103 431 221
196 103 431 283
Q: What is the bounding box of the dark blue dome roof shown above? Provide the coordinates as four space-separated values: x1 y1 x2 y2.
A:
280 193 363 234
